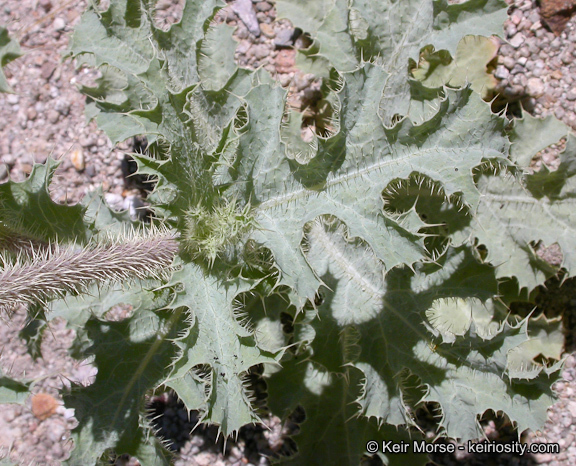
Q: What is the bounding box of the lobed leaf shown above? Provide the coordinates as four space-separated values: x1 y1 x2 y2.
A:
62 0 573 463
62 307 183 465
164 262 283 436
0 26 21 93
277 0 507 124
0 159 86 242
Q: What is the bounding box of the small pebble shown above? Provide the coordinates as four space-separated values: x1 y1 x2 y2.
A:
232 0 260 37
526 77 545 97
47 109 59 124
509 32 524 48
506 24 517 37
252 44 269 60
274 28 295 47
55 99 70 115
26 107 37 121
40 60 57 80
70 147 85 171
255 1 271 12
53 17 66 31
494 65 510 80
511 10 522 25
259 22 275 38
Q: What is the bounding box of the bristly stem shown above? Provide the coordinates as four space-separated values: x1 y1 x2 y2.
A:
0 233 179 312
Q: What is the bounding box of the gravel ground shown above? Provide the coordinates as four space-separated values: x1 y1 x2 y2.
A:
1 0 576 464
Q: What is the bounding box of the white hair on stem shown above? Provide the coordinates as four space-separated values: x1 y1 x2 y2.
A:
0 228 179 313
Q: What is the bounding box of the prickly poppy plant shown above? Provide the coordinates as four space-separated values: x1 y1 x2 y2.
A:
0 0 574 464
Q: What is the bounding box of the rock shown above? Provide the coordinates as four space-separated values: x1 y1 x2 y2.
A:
236 41 250 56
555 106 566 119
511 10 523 25
53 17 66 32
517 74 528 87
259 22 275 38
540 0 576 35
511 64 525 75
528 41 540 54
252 44 269 60
502 84 524 98
278 73 292 87
526 77 545 97
502 55 516 70
80 133 96 147
561 50 573 64
275 28 296 47
535 27 548 38
54 98 70 115
534 452 554 463
551 69 564 79
509 32 525 48
275 49 296 73
6 94 19 105
529 10 541 24
40 60 57 80
506 23 517 37
293 72 312 91
551 37 563 50
235 22 250 40
47 109 59 124
26 107 37 121
494 65 510 80
231 0 260 37
70 147 85 171
255 1 272 12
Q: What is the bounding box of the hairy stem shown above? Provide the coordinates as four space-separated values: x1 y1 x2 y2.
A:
0 234 179 312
